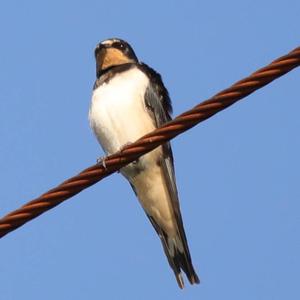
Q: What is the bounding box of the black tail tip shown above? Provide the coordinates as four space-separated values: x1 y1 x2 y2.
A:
189 272 200 285
176 271 200 289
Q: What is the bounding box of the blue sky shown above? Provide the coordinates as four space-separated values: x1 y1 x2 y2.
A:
0 1 299 299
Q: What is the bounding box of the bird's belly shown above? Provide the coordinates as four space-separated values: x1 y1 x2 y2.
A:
89 69 176 236
89 69 155 155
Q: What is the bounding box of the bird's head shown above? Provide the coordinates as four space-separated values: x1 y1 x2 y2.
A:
94 38 138 77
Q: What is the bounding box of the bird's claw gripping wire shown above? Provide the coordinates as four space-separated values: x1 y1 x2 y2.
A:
96 156 107 169
96 142 137 172
96 142 138 171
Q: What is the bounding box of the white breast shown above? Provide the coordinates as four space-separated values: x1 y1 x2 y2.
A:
89 68 155 155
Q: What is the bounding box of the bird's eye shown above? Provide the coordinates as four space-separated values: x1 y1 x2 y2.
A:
112 42 125 50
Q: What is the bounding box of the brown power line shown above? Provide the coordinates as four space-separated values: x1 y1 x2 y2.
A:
1 46 300 239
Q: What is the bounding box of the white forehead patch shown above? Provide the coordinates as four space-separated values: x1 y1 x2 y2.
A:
101 39 120 46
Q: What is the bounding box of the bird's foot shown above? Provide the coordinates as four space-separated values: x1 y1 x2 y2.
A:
96 156 107 169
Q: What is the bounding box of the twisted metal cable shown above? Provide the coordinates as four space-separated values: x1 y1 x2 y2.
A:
1 46 300 239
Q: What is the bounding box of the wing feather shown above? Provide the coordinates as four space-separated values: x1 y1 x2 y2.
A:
139 63 199 286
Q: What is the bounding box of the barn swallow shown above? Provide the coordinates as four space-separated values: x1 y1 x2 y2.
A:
89 38 199 288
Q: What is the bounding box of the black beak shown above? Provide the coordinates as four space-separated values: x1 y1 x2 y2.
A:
94 44 103 58
95 42 111 58
95 44 108 78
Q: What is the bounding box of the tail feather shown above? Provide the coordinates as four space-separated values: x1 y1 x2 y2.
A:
167 236 200 287
156 150 200 287
148 215 200 288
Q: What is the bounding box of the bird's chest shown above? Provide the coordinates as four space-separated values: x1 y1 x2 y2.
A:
89 69 154 155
